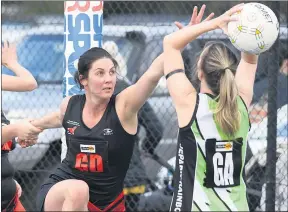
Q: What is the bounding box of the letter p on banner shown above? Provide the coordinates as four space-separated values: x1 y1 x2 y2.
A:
63 1 103 98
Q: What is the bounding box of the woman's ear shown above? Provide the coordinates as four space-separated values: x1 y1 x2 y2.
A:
198 70 204 81
79 74 88 87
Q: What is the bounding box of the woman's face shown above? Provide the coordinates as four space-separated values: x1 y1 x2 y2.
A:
81 58 117 99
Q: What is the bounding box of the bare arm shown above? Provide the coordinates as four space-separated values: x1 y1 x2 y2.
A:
235 52 259 107
163 22 213 127
2 124 20 144
163 4 243 127
2 42 37 91
163 21 215 105
30 96 71 129
116 5 215 121
2 65 38 91
163 6 217 127
31 112 62 129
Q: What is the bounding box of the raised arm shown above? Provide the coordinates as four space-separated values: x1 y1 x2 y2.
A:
2 41 38 91
163 6 216 108
163 4 243 127
30 96 71 130
163 5 222 126
117 5 215 123
235 52 259 107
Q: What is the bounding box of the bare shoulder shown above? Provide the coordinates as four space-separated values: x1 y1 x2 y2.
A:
176 92 198 128
60 96 73 115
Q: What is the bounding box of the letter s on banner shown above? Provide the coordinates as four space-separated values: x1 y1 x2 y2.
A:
63 1 103 98
61 1 103 161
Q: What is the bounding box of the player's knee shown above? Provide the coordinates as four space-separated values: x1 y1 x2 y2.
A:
66 180 89 203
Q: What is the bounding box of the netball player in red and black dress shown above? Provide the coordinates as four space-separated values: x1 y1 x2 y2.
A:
32 47 164 211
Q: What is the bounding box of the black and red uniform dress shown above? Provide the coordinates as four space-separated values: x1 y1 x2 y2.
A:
36 94 136 211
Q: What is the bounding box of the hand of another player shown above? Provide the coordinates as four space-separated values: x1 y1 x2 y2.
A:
1 41 18 69
175 4 215 29
14 120 43 147
212 3 244 35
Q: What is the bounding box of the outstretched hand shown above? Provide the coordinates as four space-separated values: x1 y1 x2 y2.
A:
174 4 215 30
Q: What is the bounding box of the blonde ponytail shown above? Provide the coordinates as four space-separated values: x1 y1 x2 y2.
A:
214 69 240 136
197 41 240 136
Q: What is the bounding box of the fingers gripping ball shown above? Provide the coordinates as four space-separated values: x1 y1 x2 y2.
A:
228 3 279 54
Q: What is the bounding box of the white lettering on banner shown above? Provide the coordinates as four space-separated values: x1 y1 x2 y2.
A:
63 1 103 97
175 143 184 211
61 1 103 162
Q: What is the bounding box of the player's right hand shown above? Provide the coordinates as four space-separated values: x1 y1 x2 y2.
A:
212 3 244 34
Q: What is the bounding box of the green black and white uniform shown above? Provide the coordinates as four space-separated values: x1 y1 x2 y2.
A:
170 93 250 212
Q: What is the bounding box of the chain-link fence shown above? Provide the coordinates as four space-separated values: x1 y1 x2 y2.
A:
1 1 287 211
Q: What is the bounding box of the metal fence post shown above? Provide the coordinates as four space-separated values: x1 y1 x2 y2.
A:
265 1 280 211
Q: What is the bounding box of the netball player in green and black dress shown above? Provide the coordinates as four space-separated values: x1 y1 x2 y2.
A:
163 4 259 211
